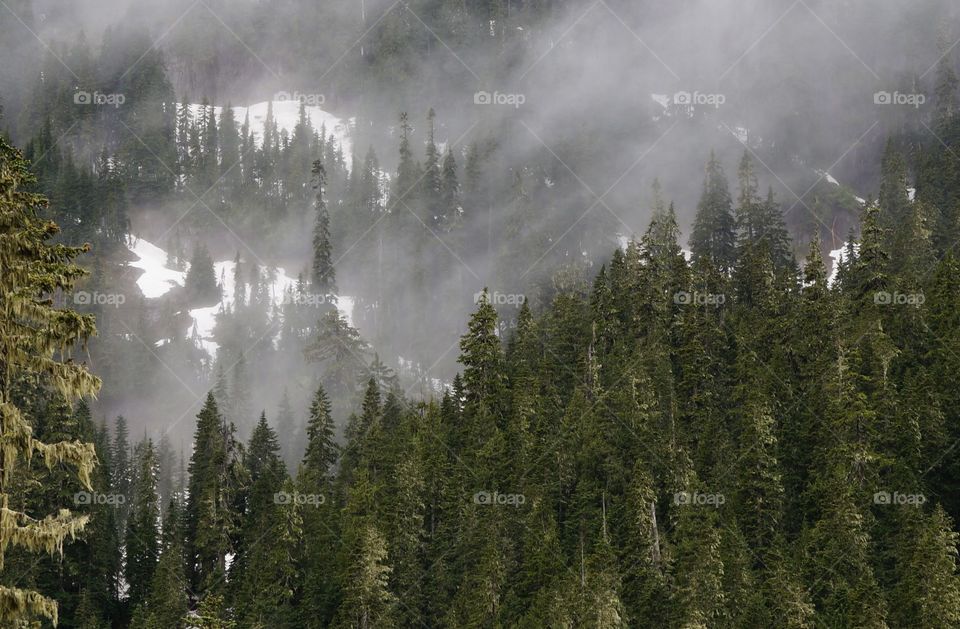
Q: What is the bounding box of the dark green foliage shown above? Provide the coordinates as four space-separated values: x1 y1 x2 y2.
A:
185 241 219 305
12 84 960 626
125 439 160 610
690 151 737 275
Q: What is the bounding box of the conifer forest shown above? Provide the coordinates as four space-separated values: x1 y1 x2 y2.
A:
5 0 960 627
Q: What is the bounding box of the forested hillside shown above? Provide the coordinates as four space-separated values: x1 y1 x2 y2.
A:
4 0 960 627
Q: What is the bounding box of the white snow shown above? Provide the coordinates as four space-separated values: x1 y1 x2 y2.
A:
908 187 916 202
127 237 355 359
828 243 858 287
731 126 751 144
650 94 671 109
182 101 354 166
128 236 186 298
817 169 865 205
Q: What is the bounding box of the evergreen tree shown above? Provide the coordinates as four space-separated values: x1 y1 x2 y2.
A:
891 505 960 627
690 151 737 275
0 137 100 626
333 524 396 629
311 159 337 298
302 384 338 482
459 288 503 406
232 415 299 625
185 240 219 305
140 498 189 628
185 393 233 599
112 415 132 535
125 439 160 610
439 146 462 230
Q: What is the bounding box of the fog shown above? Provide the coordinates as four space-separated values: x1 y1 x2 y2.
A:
1 0 956 447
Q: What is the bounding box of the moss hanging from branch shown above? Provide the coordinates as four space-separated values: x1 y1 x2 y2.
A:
0 585 59 626
0 136 102 626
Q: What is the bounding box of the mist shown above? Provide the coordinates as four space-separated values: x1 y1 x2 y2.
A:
1 0 956 444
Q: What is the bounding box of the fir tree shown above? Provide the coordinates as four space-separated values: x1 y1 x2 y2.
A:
690 151 737 275
459 288 504 405
311 159 337 298
125 439 160 610
302 384 338 482
140 498 189 628
185 393 233 599
0 137 100 626
185 240 219 305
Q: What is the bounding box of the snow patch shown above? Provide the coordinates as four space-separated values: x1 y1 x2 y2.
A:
127 237 355 359
128 236 186 298
650 94 671 109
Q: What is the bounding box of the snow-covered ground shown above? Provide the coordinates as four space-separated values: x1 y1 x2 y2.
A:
819 170 866 205
129 238 186 298
182 100 354 166
126 236 354 358
828 244 857 287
